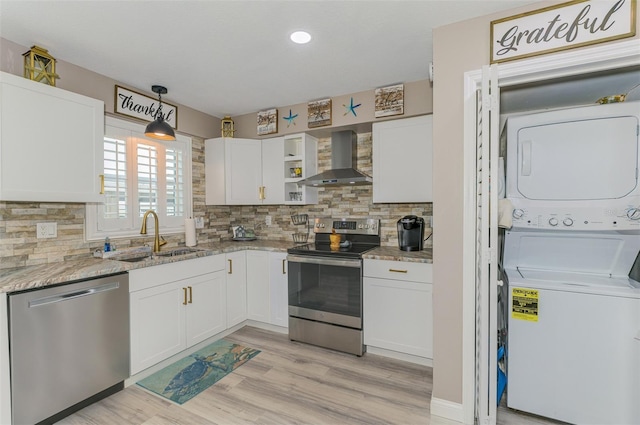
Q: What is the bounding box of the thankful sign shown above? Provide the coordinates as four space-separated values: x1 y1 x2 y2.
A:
491 0 636 63
114 85 178 129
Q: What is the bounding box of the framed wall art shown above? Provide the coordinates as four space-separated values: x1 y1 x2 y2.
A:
491 0 637 63
115 85 178 128
375 83 404 118
257 108 278 135
307 98 332 128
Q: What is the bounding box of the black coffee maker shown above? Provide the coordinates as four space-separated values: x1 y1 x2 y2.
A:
397 215 425 251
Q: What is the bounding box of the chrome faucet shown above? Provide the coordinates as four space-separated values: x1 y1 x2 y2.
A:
140 210 167 252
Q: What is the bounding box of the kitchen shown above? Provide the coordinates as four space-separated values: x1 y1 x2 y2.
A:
1 1 640 425
0 72 436 423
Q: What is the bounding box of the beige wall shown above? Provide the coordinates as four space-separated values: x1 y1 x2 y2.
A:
0 38 219 139
232 80 433 138
431 0 640 409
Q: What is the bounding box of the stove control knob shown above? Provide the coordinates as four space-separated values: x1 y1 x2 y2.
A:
548 218 558 226
513 209 525 219
563 218 574 227
627 207 640 220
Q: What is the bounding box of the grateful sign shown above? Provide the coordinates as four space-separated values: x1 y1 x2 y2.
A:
491 0 636 63
114 85 178 129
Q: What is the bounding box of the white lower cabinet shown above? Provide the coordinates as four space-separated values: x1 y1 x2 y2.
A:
269 252 288 327
185 273 226 345
363 259 433 359
129 255 226 374
130 249 290 375
247 251 289 328
226 251 247 328
246 250 270 322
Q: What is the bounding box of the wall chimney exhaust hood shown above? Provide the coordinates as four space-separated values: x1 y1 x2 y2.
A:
298 130 372 186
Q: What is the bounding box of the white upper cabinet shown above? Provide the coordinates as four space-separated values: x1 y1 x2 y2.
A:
0 71 104 202
225 138 263 204
205 137 285 205
372 115 433 203
261 137 285 204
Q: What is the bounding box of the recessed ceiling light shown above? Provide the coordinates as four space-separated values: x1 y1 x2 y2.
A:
290 31 311 44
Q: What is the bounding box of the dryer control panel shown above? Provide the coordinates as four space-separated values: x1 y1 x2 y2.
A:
510 204 640 231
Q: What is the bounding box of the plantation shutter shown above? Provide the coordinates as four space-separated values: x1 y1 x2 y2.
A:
476 64 500 425
98 125 133 231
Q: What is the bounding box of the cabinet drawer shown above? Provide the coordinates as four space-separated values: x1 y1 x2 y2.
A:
363 259 432 283
130 255 225 292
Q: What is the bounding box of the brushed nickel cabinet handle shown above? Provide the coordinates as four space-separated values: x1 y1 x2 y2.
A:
182 287 188 305
389 268 408 273
282 259 286 274
228 259 233 274
188 286 193 304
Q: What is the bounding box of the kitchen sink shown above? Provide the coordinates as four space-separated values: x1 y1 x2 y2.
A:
153 247 203 257
108 247 202 262
115 255 151 262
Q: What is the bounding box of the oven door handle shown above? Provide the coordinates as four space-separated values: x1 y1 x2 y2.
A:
286 254 361 268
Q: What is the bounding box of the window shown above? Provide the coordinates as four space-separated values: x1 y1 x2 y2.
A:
86 116 192 240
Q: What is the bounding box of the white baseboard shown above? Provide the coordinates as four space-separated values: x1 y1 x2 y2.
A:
430 397 465 424
245 320 288 334
365 346 433 367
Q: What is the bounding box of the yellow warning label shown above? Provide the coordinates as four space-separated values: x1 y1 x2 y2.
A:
512 288 538 322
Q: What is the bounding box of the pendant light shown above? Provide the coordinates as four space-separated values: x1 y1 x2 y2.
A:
144 85 176 141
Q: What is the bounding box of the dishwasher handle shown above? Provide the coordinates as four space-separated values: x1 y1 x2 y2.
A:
28 282 120 308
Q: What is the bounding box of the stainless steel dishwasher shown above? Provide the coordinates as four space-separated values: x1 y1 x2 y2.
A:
8 272 130 425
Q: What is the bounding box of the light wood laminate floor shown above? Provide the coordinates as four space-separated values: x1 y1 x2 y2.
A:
58 326 562 425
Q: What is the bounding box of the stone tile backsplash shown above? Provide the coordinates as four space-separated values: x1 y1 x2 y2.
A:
0 132 432 269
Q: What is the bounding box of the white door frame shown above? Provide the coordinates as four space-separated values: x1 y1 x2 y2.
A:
462 38 640 424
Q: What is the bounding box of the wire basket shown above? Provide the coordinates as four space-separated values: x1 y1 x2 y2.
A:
290 214 308 225
292 232 309 244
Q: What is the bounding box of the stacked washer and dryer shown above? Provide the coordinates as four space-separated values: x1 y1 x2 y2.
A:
503 100 640 425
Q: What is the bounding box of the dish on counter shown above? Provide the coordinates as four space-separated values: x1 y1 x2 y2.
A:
232 237 257 241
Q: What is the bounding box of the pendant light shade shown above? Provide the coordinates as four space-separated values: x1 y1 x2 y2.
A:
145 85 176 141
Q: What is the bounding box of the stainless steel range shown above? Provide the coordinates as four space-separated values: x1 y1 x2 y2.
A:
287 217 380 356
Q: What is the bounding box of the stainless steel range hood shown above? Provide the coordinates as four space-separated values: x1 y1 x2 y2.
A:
298 130 372 186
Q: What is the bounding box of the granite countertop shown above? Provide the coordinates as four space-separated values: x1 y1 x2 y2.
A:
0 240 431 294
363 246 433 263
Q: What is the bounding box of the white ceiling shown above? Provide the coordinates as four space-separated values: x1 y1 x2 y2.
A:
0 0 534 118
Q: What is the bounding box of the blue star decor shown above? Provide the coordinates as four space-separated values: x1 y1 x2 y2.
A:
343 97 361 117
283 109 298 127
